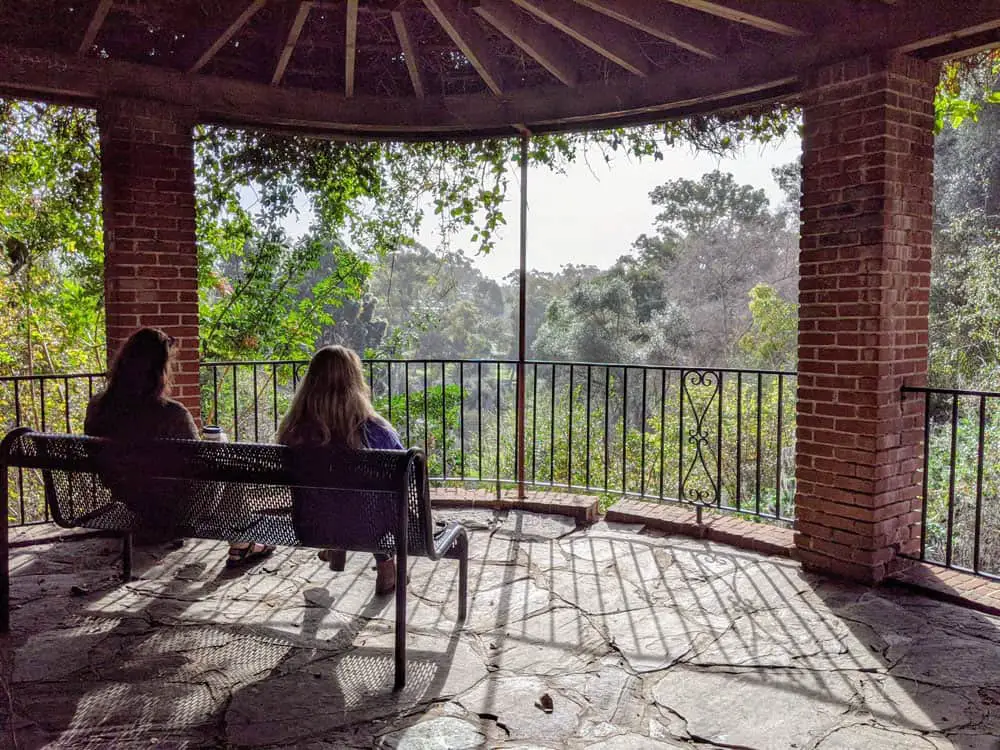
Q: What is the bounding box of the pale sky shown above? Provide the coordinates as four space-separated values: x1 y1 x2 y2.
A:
417 134 803 281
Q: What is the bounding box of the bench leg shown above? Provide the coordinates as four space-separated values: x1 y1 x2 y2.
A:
121 532 133 582
1 514 8 633
393 556 407 691
457 535 469 622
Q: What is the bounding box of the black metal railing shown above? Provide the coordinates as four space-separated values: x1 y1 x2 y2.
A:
904 385 1000 580
4 360 797 527
201 359 797 523
1 371 105 524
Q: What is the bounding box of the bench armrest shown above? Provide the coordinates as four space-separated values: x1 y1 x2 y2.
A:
429 520 468 560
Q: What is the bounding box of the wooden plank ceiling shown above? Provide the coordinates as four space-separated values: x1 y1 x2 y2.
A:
0 0 998 138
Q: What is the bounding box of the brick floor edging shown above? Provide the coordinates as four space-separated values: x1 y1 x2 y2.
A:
428 491 1000 619
605 498 796 558
890 562 1000 618
430 486 599 524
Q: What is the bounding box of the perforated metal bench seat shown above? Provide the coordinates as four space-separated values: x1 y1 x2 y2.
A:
0 427 468 690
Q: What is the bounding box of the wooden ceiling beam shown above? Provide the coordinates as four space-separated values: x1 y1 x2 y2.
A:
512 0 651 76
422 0 505 95
0 42 788 135
898 17 1000 55
79 0 114 55
910 27 1000 62
273 1 313 85
190 0 268 74
662 0 808 37
475 0 579 86
345 0 358 96
571 0 729 59
392 10 425 98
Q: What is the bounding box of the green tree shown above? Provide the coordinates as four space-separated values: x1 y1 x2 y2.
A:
533 169 797 367
535 275 639 364
935 51 1000 133
0 103 104 376
367 244 511 358
930 54 1000 388
738 284 798 370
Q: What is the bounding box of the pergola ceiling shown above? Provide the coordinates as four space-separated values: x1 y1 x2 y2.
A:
0 0 999 138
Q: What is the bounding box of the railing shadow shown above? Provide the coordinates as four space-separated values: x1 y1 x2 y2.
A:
604 529 1000 747
401 512 1000 746
1 533 468 747
7 511 1000 747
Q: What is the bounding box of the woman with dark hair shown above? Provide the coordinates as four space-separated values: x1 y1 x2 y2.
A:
277 345 403 594
86 327 274 567
85 327 197 441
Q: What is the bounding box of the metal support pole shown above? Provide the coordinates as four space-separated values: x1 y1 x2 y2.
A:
516 132 530 499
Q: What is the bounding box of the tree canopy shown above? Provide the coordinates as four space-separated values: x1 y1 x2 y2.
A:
0 98 796 374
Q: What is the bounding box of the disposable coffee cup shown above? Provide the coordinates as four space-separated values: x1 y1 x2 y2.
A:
201 425 228 442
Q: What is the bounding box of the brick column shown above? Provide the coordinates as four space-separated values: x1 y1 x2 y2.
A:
98 99 200 423
795 54 938 583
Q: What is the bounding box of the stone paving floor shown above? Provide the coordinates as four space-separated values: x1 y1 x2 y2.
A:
3 509 1000 749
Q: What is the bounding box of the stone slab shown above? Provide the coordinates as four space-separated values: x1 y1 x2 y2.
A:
7 510 1000 749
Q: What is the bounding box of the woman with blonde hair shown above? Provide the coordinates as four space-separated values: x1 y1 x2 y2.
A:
277 345 403 594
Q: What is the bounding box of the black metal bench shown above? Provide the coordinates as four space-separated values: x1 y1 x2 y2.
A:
0 426 468 690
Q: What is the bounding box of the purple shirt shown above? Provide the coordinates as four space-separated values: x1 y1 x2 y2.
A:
361 419 403 450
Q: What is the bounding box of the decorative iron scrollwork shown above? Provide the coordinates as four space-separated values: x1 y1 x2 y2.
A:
679 369 721 508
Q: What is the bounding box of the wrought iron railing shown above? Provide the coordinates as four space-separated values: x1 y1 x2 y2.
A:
903 385 1000 580
1 371 105 525
201 359 797 523
3 360 797 527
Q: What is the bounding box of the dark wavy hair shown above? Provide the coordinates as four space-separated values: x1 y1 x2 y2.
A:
101 327 176 405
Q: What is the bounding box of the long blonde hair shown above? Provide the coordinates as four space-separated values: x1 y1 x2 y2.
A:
276 345 376 448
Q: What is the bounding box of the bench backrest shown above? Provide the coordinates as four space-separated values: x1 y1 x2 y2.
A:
0 428 435 556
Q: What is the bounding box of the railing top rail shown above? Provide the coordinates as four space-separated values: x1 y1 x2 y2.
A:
0 372 106 383
201 358 521 367
5 360 799 380
521 360 796 376
902 385 1000 399
200 358 797 377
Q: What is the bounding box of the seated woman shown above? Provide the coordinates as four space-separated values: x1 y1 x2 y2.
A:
276 345 402 595
85 327 274 567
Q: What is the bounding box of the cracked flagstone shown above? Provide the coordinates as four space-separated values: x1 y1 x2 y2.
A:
4 510 1000 748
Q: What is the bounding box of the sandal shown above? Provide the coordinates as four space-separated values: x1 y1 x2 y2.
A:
317 548 347 571
375 558 397 596
226 542 275 569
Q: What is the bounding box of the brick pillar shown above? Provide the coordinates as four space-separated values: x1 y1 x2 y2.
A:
98 99 200 423
795 54 938 583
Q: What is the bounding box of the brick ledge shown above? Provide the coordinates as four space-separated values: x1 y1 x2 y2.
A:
430 486 599 524
890 562 1000 617
605 498 795 558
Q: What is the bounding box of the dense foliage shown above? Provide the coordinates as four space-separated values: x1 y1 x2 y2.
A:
930 53 1000 389
0 99 795 373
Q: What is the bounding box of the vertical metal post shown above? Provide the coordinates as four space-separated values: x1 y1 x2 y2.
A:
252 364 259 441
973 395 986 574
515 132 530 499
919 391 930 560
232 366 239 440
441 361 447 480
945 395 959 568
1 461 10 632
